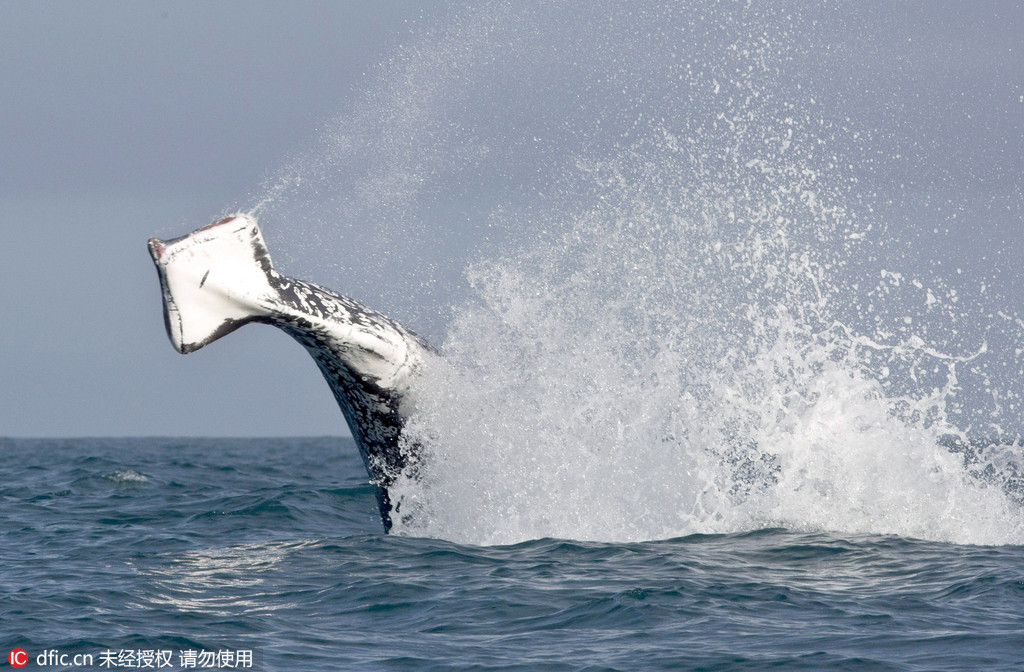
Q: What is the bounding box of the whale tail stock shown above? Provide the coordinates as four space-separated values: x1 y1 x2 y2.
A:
148 213 432 531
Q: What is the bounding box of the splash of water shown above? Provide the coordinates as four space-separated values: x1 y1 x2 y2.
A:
254 2 1024 545
392 129 1024 545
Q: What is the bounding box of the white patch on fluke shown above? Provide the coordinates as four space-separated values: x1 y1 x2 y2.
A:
149 215 274 354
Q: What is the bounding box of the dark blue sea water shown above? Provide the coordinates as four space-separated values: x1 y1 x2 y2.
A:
2 437 1023 671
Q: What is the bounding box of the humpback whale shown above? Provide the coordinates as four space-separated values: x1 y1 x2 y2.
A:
148 214 432 531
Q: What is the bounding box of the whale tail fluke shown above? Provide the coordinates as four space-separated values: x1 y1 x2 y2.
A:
149 212 433 531
148 213 274 354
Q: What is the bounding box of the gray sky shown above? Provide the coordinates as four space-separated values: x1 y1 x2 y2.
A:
2 2 1023 437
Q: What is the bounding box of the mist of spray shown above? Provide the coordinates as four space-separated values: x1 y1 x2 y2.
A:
254 2 1024 545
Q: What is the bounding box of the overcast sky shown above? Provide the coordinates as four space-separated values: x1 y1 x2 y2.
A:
2 2 1022 437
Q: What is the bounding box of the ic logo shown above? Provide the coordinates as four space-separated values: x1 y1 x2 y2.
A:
9 648 28 668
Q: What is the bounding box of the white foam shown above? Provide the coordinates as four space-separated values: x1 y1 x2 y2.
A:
106 468 149 484
392 232 1024 545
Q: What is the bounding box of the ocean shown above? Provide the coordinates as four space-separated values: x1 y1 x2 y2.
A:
2 436 1022 671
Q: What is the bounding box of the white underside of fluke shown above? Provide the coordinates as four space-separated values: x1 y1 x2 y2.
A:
149 214 273 354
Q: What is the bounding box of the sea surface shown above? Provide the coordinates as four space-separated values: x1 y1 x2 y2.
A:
2 437 1022 671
